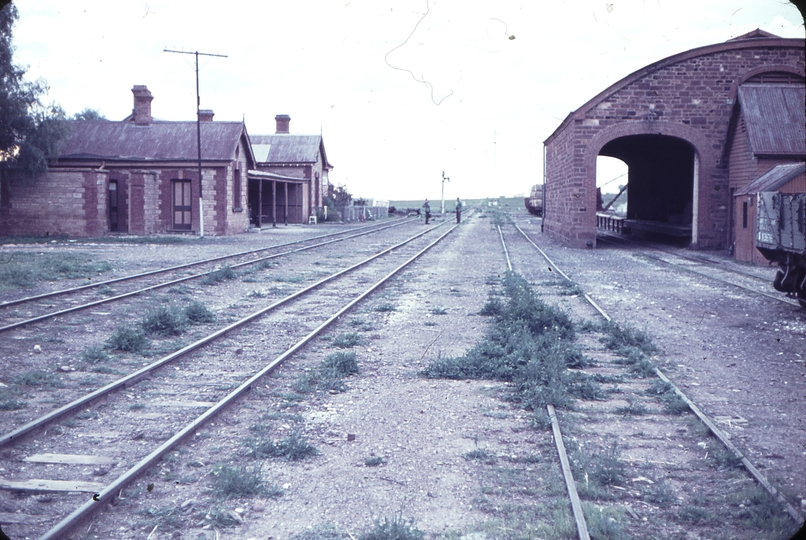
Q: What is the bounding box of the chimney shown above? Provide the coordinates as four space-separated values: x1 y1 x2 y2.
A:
131 85 153 125
275 114 290 134
199 109 215 122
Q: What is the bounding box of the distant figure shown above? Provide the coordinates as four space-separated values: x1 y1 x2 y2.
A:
455 197 462 223
423 199 431 224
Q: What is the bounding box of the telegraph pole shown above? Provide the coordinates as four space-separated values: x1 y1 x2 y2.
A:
441 171 450 217
164 48 227 238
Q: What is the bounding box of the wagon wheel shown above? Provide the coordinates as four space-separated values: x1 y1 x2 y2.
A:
773 270 785 292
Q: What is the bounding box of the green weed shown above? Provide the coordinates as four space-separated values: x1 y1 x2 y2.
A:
0 399 27 411
614 397 649 416
0 252 112 288
332 332 362 348
244 430 319 461
210 463 280 498
359 513 424 540
107 326 149 352
374 302 396 312
183 301 215 323
141 305 187 336
429 306 448 315
13 370 63 388
423 272 580 410
364 456 386 467
80 345 110 364
202 265 237 285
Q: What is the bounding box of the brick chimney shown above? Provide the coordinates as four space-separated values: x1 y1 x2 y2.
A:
199 109 215 122
131 85 153 125
275 114 290 134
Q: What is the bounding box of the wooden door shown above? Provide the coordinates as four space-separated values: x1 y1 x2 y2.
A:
173 180 192 230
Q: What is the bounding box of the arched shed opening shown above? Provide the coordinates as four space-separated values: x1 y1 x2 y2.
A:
600 134 695 243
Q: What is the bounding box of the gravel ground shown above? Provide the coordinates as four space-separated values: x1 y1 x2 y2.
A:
1 209 804 540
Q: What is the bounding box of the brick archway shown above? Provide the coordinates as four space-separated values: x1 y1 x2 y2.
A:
584 121 716 247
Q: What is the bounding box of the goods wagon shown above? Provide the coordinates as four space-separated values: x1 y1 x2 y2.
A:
525 184 543 217
756 192 806 308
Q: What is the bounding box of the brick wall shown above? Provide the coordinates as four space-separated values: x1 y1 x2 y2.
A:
0 169 108 237
544 37 804 249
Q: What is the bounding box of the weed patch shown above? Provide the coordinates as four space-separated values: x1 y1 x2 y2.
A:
244 430 319 461
202 265 237 285
360 513 424 540
13 370 63 388
80 345 110 364
107 326 149 352
210 463 281 498
183 301 215 323
141 305 187 336
423 272 581 410
0 252 112 289
331 332 362 348
364 456 386 467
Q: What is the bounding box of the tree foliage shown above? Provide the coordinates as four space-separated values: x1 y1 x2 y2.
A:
0 3 66 186
72 108 106 121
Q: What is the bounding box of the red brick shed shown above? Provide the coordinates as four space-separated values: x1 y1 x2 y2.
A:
543 29 805 250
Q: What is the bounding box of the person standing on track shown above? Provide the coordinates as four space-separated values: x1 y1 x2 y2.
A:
423 199 431 224
455 197 462 224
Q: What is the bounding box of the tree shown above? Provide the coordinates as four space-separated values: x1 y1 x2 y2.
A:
0 3 66 188
72 108 106 121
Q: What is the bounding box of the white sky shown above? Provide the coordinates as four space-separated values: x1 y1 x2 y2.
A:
10 1 805 201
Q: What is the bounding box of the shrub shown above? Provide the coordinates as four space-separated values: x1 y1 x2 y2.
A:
107 326 149 352
202 265 236 285
184 301 215 323
245 430 319 461
210 464 281 499
141 305 186 336
359 513 425 540
13 370 63 388
364 456 385 467
331 332 361 348
80 345 110 364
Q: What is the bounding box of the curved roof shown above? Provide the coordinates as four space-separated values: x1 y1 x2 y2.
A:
545 32 805 145
57 120 252 163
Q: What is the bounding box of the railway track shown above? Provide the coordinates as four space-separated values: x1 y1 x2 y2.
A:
596 231 802 308
492 220 803 539
0 218 413 333
0 220 457 539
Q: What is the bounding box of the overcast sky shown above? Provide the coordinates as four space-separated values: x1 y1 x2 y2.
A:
10 1 805 201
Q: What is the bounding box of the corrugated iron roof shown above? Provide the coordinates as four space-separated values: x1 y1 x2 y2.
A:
57 120 248 162
735 162 806 195
738 84 806 156
250 134 332 168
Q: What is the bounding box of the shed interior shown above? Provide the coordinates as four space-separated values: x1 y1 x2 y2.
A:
600 134 695 240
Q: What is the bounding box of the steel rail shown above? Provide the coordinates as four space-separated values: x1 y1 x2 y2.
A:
514 224 610 321
496 225 590 540
597 231 773 284
0 220 414 334
0 222 445 448
636 251 801 308
38 224 458 540
513 223 805 525
0 217 410 309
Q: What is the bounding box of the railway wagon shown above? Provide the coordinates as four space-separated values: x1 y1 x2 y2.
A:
525 184 543 216
756 192 806 308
